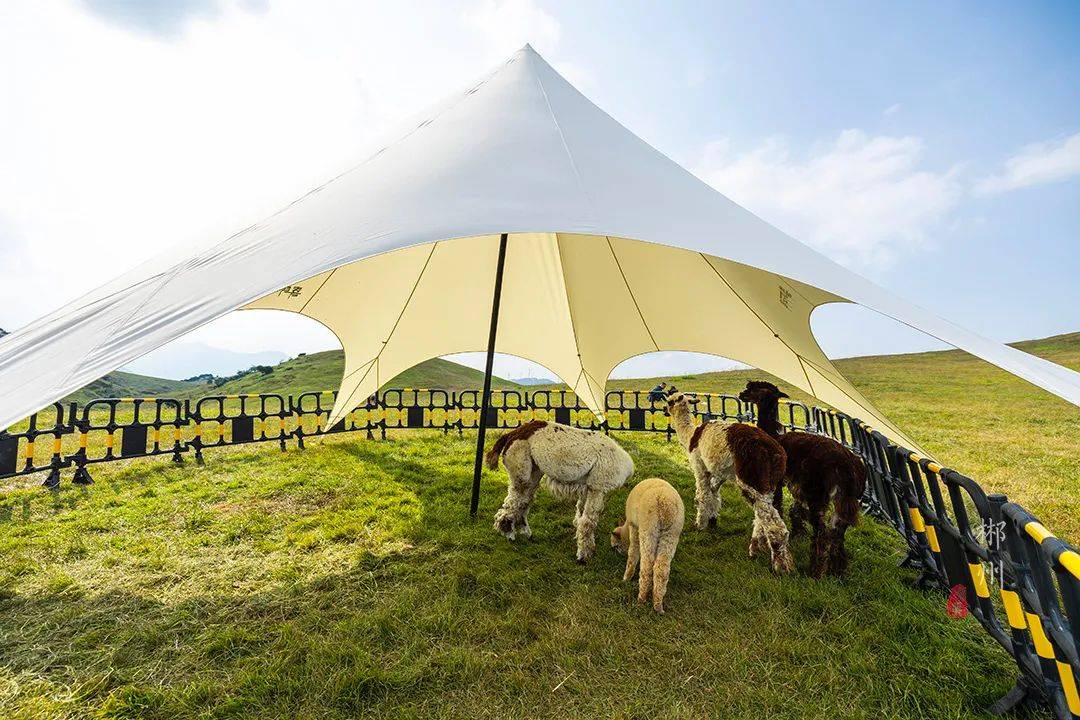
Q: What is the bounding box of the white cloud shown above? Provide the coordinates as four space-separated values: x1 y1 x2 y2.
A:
464 0 561 63
974 131 1080 196
694 129 963 268
882 103 902 117
0 0 564 359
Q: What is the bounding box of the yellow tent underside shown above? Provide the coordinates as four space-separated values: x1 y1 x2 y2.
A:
245 232 922 452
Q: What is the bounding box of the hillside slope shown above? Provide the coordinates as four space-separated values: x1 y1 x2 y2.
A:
58 352 519 403
184 350 519 397
64 371 194 404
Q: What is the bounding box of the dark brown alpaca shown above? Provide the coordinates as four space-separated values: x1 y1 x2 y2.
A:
738 381 867 577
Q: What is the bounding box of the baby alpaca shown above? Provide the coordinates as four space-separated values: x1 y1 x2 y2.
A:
612 477 685 613
487 420 634 563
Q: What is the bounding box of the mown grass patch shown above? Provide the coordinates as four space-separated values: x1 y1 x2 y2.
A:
0 431 1025 719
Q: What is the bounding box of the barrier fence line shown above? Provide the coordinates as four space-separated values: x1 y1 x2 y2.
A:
1 388 1077 719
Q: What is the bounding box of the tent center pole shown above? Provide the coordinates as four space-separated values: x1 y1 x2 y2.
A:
471 233 509 517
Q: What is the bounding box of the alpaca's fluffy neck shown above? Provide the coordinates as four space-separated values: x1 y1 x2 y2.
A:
755 398 783 438
668 403 698 451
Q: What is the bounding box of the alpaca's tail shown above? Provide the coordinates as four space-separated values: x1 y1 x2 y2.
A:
484 420 549 470
485 434 511 470
836 453 867 526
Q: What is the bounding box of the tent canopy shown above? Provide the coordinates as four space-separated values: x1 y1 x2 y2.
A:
2 46 1078 450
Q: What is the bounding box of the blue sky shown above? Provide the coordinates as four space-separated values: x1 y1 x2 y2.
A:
1 0 1076 381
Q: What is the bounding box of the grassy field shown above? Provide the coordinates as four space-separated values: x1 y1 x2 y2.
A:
1 334 1076 718
0 431 1021 719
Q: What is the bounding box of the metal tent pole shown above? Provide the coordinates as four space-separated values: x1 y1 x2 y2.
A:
471 233 509 516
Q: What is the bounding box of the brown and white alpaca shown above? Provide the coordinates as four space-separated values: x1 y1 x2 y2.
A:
611 477 685 614
652 384 793 573
738 380 867 577
486 420 634 563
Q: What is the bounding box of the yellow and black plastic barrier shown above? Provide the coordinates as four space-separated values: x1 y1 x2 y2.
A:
188 394 292 462
812 409 1079 719
0 402 70 489
2 386 1076 716
67 398 187 485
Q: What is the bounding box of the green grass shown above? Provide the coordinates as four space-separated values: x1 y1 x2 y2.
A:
0 431 1021 719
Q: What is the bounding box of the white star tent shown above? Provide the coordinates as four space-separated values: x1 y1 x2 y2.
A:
2 46 1078 455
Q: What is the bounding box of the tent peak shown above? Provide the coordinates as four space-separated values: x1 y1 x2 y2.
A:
512 43 556 74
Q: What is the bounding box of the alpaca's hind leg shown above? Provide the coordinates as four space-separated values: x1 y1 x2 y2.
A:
623 524 640 581
651 534 679 614
788 498 809 538
754 495 794 574
637 531 656 605
827 492 860 576
808 513 828 578
693 468 718 530
492 445 537 540
575 488 607 563
518 466 543 539
826 522 851 576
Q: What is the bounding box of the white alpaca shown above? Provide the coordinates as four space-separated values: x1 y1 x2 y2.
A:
611 477 685 613
486 420 634 563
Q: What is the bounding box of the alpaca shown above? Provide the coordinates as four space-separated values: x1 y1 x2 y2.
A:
738 380 867 577
486 420 634 563
611 477 685 613
651 383 793 573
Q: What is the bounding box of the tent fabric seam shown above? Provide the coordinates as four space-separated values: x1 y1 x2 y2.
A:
532 66 595 225
605 236 660 352
698 252 818 392
333 242 438 406
299 267 339 314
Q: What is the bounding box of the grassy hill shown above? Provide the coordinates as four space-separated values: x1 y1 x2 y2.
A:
61 352 519 403
181 351 519 397
64 371 194 404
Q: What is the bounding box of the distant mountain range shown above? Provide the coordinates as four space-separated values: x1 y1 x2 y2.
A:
512 377 558 385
